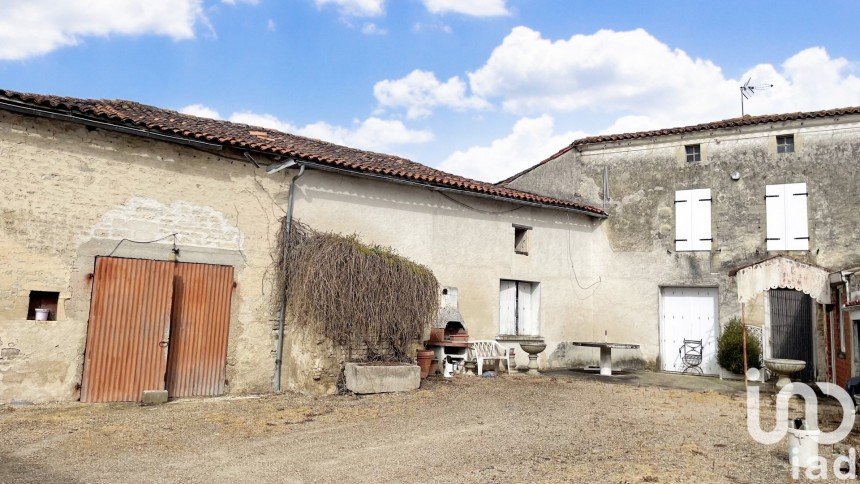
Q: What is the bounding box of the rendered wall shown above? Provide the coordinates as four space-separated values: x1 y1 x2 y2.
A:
507 117 860 374
0 109 606 402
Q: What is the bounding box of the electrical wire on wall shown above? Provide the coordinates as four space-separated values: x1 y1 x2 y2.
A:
566 213 601 299
107 233 179 257
434 190 526 214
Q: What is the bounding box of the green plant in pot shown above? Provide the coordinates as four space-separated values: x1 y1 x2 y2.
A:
717 317 762 375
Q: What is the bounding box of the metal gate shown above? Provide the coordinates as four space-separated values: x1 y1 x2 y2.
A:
81 257 233 402
81 258 176 403
769 289 815 381
166 263 234 397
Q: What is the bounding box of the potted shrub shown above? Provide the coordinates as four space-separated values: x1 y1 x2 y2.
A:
717 317 761 377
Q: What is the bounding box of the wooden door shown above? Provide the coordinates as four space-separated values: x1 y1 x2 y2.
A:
81 258 175 403
166 263 234 397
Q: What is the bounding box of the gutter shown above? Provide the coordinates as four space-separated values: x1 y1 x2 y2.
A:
0 98 223 151
296 160 608 219
273 163 305 392
0 97 603 219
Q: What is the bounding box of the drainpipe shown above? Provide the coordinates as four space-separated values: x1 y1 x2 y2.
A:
602 166 609 212
273 164 305 392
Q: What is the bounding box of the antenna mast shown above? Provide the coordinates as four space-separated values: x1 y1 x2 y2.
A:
740 78 773 116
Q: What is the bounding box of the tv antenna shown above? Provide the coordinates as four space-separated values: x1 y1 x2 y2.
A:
740 78 773 116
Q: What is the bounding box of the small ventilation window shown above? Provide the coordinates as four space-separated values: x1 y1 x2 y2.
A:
514 225 531 255
685 144 701 163
27 291 59 321
777 134 795 154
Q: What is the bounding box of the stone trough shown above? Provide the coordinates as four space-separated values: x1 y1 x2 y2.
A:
344 362 421 394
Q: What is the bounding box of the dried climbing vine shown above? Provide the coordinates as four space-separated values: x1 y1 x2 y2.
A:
275 219 438 362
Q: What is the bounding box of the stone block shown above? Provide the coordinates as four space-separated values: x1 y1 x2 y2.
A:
141 390 168 405
343 362 420 394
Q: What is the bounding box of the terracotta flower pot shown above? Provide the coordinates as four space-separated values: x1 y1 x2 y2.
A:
429 328 445 342
449 333 469 342
416 349 435 379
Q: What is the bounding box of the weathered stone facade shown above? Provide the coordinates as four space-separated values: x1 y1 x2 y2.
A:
507 115 860 377
0 108 603 403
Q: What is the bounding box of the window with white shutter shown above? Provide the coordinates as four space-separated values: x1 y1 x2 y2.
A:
675 189 712 251
499 280 517 335
766 183 809 251
499 280 540 336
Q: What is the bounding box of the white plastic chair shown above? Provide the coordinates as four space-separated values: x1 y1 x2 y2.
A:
469 340 515 374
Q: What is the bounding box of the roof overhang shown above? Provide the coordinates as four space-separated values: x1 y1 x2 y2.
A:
732 256 832 305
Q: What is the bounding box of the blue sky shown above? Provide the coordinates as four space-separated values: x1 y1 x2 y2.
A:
2 0 859 181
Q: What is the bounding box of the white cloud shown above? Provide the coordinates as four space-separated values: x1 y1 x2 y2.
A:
468 27 736 120
297 117 434 151
434 29 860 181
266 19 277 32
222 0 260 4
180 104 222 119
412 21 452 34
0 0 207 61
361 23 386 35
374 69 491 119
314 0 385 17
179 105 432 152
422 0 510 17
438 115 585 182
466 27 860 132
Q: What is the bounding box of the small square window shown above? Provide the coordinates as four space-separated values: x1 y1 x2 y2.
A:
685 144 701 162
777 134 795 154
514 225 531 255
27 291 59 321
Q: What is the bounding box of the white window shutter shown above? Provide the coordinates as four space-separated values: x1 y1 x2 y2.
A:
516 282 540 336
499 280 517 335
674 190 693 251
691 188 712 251
785 182 809 250
765 184 786 251
516 281 532 335
528 283 541 336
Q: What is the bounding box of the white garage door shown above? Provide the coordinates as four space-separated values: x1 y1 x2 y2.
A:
660 287 719 375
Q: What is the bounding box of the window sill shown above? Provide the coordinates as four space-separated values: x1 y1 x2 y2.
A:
514 251 529 256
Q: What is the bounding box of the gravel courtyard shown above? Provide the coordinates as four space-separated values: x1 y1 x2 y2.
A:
0 373 850 483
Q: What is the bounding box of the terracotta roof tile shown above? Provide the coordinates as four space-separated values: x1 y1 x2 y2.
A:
499 106 860 186
0 88 605 216
571 107 860 146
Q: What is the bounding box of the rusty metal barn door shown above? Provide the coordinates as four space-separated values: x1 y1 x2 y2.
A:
166 263 234 397
770 288 815 381
81 258 175 403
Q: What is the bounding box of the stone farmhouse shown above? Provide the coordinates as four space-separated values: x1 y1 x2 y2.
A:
503 108 860 386
0 87 857 403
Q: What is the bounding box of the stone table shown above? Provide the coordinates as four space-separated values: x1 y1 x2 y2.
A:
570 342 640 376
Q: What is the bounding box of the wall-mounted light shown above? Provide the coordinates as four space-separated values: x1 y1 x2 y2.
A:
730 171 741 181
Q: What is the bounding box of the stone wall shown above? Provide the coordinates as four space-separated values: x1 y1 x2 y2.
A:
0 109 605 402
507 116 860 374
0 109 285 403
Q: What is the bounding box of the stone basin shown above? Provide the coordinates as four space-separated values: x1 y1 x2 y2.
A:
520 341 547 375
763 358 806 389
519 342 547 355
